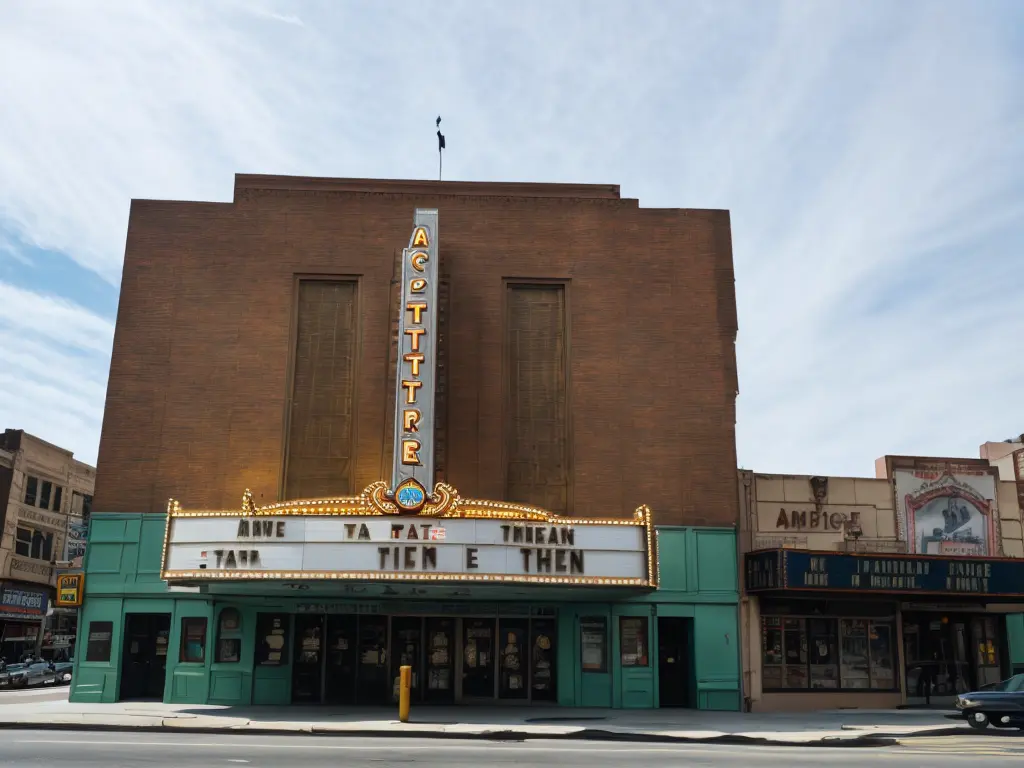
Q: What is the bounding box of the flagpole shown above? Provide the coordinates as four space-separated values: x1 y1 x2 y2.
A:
436 116 445 181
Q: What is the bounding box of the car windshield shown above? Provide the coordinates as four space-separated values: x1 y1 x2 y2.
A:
980 674 1024 692
5 664 27 672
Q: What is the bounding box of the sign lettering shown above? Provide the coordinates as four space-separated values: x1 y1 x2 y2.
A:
18 506 64 530
236 519 286 538
55 572 85 607
390 210 440 512
213 549 261 569
0 585 49 618
745 550 1024 597
775 508 860 531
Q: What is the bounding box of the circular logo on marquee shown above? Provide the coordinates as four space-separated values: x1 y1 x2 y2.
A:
394 479 427 513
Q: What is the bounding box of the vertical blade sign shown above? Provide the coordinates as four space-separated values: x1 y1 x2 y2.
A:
390 209 440 512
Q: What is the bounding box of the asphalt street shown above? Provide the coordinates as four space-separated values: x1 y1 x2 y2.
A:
2 731 1024 768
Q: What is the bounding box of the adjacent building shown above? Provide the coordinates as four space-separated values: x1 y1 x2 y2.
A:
739 443 1024 712
0 429 95 661
71 175 743 709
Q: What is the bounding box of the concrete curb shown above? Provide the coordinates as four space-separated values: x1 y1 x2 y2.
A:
0 720 907 747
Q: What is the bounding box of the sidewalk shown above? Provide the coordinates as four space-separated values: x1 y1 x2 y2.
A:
0 697 976 746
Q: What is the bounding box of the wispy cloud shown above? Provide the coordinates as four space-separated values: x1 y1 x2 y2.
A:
0 284 112 460
0 0 1021 473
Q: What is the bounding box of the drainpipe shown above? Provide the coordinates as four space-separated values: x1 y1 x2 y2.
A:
736 470 754 712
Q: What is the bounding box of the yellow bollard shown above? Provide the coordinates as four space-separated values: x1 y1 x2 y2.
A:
398 665 412 723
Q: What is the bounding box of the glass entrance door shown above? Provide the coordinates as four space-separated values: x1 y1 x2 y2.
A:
356 616 389 705
424 617 455 703
498 620 528 700
118 613 171 701
461 619 495 699
292 614 323 703
530 619 557 702
325 614 357 705
390 617 423 703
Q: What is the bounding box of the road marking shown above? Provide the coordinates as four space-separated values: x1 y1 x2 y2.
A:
36 733 1024 757
8 738 724 753
902 750 1021 756
8 737 895 756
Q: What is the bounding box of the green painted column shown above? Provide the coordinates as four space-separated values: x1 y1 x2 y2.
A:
692 604 741 710
69 597 124 703
1008 613 1024 674
556 608 577 706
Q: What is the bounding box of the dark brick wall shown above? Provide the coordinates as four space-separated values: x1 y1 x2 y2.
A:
94 176 740 526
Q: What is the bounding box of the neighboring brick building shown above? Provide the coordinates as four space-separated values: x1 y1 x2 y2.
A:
0 429 94 662
74 176 743 710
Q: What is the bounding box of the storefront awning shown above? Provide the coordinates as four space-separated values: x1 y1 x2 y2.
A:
745 548 1024 601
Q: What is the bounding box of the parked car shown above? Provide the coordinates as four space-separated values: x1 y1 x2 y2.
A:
52 660 74 685
0 661 62 690
955 673 1024 729
0 663 29 689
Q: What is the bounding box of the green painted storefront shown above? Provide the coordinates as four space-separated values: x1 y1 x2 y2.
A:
1009 613 1024 675
70 513 741 710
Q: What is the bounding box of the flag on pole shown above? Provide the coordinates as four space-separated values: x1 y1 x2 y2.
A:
436 116 445 180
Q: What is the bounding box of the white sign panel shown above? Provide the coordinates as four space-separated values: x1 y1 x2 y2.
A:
162 515 652 586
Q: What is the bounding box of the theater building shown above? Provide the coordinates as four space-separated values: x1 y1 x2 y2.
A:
69 175 742 710
739 451 1024 712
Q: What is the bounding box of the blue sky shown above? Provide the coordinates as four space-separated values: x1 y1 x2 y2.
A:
1 0 1022 474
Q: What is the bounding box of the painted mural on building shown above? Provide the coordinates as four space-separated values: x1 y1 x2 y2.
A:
894 464 999 556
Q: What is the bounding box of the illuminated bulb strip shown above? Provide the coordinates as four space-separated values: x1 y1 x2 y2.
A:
159 568 652 586
161 482 660 583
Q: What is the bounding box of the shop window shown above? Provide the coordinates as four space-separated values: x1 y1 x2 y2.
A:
868 622 896 689
761 617 785 689
580 616 607 673
619 617 649 667
763 618 809 689
762 615 896 692
52 485 63 512
179 617 208 663
255 614 289 666
808 618 838 688
215 608 242 663
39 481 52 510
972 616 1002 687
783 618 808 688
840 619 870 688
24 476 38 506
84 621 113 662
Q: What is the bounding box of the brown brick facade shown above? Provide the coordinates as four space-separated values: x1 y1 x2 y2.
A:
95 176 740 526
